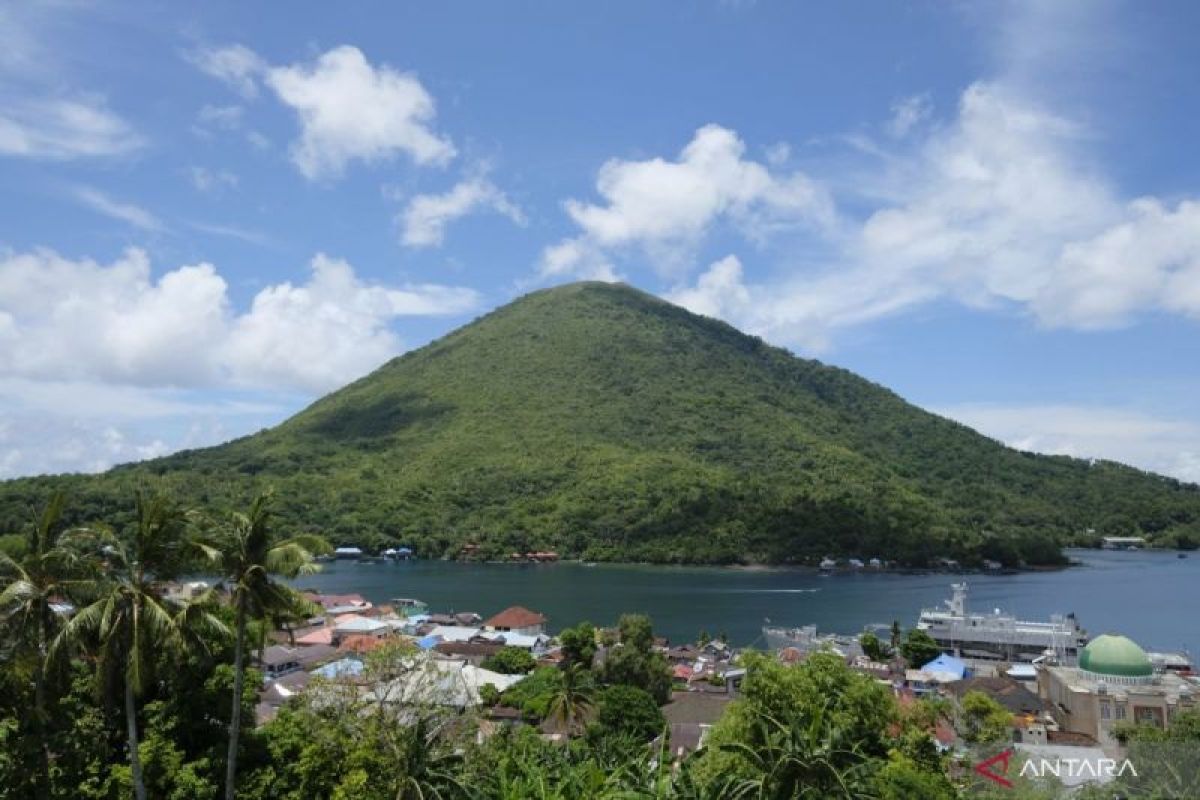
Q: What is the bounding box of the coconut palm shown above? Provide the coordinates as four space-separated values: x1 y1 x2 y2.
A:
196 491 328 800
546 663 594 737
51 491 227 800
0 491 97 793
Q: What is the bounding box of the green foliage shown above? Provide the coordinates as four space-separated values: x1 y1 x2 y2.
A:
500 666 564 720
590 684 664 743
480 646 537 675
899 628 941 668
557 621 597 670
598 614 672 704
859 630 892 662
959 690 1014 744
5 283 1197 565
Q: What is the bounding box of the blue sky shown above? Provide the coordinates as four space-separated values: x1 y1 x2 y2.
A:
1 0 1199 481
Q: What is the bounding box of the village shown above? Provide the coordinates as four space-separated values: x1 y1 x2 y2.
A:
159 576 1199 792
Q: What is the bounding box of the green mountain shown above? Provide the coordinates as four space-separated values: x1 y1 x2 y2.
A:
3 281 1198 565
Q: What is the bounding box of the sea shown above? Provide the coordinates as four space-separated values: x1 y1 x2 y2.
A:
291 548 1198 652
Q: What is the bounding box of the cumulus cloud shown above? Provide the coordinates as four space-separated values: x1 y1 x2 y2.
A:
543 124 834 278
186 44 266 99
936 403 1200 485
0 96 143 159
0 247 480 393
188 44 455 179
666 83 1200 349
223 254 478 391
265 45 455 179
71 186 163 231
399 175 525 247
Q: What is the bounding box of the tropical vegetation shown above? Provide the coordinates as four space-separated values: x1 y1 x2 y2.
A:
2 283 1198 568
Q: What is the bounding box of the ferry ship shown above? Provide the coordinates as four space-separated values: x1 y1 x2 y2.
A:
916 582 1088 663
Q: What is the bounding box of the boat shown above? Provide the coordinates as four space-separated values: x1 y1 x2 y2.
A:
391 597 428 615
761 623 864 658
915 582 1088 663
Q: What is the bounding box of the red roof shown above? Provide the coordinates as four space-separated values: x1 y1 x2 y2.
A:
339 635 388 655
483 605 547 630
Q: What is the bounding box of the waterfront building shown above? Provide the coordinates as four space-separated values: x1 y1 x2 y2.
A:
483 606 548 636
1038 633 1197 750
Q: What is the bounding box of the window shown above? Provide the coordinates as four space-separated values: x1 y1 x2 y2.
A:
1100 701 1111 720
1115 704 1126 720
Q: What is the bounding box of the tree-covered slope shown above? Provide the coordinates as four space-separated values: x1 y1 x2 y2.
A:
3 282 1198 564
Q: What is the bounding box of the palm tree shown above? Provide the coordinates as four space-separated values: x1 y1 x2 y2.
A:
546 664 594 737
719 703 876 799
51 491 227 800
0 491 96 793
197 491 329 800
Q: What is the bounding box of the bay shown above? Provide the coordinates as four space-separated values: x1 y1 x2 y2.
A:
293 548 1198 653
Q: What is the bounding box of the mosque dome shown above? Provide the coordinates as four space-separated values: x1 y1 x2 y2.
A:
1079 634 1153 678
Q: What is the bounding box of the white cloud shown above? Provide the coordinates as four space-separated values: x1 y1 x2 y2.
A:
665 83 1200 349
187 221 272 247
666 254 752 320
188 166 239 192
400 175 525 247
0 247 481 394
0 380 289 478
936 403 1200 485
0 96 143 159
186 44 266 99
545 124 834 278
265 45 455 179
887 93 931 137
71 186 163 231
223 254 478 391
193 103 244 136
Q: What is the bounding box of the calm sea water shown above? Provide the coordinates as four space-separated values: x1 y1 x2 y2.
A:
292 549 1199 652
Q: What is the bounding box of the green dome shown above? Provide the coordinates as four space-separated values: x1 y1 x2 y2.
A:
1079 634 1153 678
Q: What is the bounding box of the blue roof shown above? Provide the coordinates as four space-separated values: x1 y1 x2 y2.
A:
311 657 364 679
416 634 442 650
921 653 967 677
396 547 414 554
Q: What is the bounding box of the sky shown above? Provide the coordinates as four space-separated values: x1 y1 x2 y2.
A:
1 0 1199 482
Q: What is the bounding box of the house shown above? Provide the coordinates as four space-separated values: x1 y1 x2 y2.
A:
483 606 547 636
433 640 505 666
660 691 734 759
256 670 311 725
943 676 1047 718
921 653 968 683
488 632 549 653
305 592 372 614
427 625 483 643
259 644 337 679
294 627 334 647
311 657 366 680
339 634 392 656
332 614 391 644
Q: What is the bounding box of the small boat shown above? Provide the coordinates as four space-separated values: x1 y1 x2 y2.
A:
391 597 428 615
1179 552 1188 559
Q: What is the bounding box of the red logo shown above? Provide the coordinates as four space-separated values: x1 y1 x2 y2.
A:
975 749 1014 788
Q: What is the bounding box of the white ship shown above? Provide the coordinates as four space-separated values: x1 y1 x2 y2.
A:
761 623 864 659
916 582 1087 663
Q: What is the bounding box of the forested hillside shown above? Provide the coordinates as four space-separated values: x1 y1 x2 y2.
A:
2 282 1197 565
